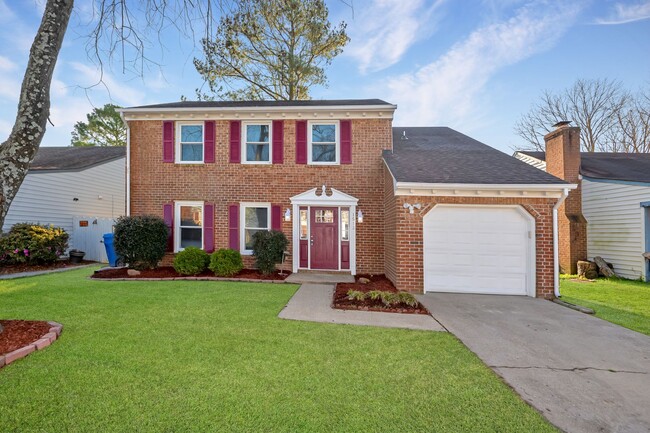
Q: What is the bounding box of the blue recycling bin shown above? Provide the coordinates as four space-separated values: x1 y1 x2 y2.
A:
103 233 118 267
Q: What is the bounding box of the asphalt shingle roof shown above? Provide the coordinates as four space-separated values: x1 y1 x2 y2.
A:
30 147 126 171
384 127 567 185
127 99 393 110
518 151 650 183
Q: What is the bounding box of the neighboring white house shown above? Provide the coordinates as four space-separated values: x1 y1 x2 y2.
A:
515 150 650 281
2 147 126 262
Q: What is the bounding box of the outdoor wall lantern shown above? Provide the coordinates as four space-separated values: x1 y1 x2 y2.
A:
357 210 364 223
284 208 291 222
403 202 422 214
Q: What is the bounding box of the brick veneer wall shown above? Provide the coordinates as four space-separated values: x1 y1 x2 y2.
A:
383 168 558 298
129 118 392 273
544 126 586 274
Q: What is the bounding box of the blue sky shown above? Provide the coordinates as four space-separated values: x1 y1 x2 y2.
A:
0 0 648 152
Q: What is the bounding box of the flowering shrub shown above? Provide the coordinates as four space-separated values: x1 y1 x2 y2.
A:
0 223 69 265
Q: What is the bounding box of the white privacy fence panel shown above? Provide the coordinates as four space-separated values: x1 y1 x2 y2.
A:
71 217 116 263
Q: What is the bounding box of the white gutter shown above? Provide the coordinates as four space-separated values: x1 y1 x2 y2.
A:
553 188 570 297
119 111 131 216
395 182 574 191
119 104 397 114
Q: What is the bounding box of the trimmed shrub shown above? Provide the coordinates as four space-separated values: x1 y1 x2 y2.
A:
173 247 209 275
209 248 243 277
0 223 68 265
251 230 288 275
114 215 168 270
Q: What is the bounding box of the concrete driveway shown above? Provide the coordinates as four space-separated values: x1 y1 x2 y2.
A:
417 293 650 433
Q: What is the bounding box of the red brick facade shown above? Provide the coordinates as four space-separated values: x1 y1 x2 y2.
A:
129 118 391 273
382 164 558 298
128 108 561 298
544 126 587 274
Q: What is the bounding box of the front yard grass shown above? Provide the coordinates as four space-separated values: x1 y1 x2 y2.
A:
0 268 555 432
561 275 650 336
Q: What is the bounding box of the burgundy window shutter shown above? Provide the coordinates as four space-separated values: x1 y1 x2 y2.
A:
163 121 174 163
271 205 282 231
203 203 215 253
163 203 174 252
229 120 241 163
295 120 307 164
340 120 352 164
228 204 239 250
204 121 215 163
272 120 284 164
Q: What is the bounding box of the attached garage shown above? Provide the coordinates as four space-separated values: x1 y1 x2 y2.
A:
423 205 535 296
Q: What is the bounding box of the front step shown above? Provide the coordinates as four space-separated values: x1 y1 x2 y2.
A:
285 272 355 284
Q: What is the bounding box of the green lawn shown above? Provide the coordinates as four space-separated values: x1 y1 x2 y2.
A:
0 268 555 432
561 275 650 335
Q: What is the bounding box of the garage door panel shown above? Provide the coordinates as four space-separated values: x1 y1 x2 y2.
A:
424 206 533 296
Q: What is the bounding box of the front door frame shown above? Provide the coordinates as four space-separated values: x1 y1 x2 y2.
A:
290 186 358 274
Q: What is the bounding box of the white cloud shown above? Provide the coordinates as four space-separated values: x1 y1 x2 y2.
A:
595 1 650 25
384 1 583 127
0 55 16 71
345 0 446 74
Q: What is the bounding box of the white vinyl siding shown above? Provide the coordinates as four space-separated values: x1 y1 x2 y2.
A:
2 158 126 250
582 178 649 280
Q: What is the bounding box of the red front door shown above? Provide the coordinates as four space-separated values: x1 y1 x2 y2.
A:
310 207 339 270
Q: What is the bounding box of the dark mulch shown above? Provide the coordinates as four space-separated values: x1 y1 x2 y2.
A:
334 274 429 314
0 260 94 276
91 266 291 281
0 320 52 356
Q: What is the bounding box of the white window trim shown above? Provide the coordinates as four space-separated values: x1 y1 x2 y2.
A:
241 121 272 165
308 120 340 165
240 202 271 255
174 201 204 252
175 121 204 164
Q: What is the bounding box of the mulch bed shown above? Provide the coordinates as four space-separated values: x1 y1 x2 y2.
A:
91 266 291 281
0 260 94 276
0 320 52 356
333 274 429 314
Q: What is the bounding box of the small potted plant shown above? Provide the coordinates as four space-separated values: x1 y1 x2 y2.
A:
69 249 86 264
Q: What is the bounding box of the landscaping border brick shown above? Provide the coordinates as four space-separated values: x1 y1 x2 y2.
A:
1 321 63 368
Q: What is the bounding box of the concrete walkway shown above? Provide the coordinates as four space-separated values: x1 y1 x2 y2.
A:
285 272 355 284
0 263 97 280
279 283 445 331
417 293 650 433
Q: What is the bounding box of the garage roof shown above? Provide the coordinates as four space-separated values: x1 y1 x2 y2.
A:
518 151 650 184
384 127 567 185
29 147 126 172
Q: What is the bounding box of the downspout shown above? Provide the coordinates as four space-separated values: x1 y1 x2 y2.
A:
120 111 131 216
553 188 570 297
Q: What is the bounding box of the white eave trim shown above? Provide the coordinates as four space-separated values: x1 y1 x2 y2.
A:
394 182 577 198
119 104 397 121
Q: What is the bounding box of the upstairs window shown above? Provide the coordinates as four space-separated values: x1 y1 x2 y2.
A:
309 122 339 164
177 123 204 163
243 122 271 163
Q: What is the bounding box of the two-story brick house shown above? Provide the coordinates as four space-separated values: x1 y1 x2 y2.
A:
120 99 574 298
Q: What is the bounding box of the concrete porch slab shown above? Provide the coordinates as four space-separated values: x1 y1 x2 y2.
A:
279 283 445 331
285 272 355 284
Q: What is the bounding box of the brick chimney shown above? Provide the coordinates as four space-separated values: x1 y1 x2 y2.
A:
544 122 587 274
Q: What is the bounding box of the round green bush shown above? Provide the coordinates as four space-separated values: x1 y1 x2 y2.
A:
114 215 168 270
173 247 209 275
209 248 244 277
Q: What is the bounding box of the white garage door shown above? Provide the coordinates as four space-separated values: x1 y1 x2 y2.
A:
423 205 534 296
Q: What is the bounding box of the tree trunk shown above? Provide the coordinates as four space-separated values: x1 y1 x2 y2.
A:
594 256 616 278
0 0 73 230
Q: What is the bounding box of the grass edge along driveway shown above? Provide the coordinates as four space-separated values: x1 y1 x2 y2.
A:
561 275 650 336
0 268 556 432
